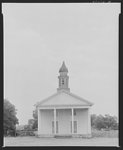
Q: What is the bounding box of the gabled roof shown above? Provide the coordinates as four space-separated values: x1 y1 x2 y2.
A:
36 90 94 107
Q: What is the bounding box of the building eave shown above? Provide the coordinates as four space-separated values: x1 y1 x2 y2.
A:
38 105 91 109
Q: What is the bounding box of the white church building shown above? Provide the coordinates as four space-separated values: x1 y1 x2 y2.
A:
36 62 93 138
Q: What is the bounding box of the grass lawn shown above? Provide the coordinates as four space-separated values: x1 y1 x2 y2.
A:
92 129 118 138
3 130 119 147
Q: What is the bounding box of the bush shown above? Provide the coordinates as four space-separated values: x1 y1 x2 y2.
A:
16 130 35 136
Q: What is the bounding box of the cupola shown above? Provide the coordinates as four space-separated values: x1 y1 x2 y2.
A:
57 61 70 92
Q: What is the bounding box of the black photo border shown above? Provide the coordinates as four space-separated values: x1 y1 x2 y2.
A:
0 0 122 150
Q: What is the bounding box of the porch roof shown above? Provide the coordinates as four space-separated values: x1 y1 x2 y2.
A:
36 90 94 108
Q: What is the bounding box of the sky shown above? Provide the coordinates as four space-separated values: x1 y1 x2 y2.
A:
3 3 120 125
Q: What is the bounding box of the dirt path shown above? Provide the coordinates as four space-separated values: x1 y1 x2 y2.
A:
3 136 119 146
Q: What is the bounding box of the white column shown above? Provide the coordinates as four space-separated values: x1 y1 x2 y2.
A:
38 108 41 134
71 108 74 134
54 109 56 134
87 108 91 134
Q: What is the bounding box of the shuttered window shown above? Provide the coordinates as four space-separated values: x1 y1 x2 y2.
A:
74 121 77 133
70 121 72 133
52 121 58 133
56 121 58 133
52 121 54 134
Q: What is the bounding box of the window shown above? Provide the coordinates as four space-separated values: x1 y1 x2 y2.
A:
52 121 54 134
56 121 58 133
52 121 58 133
74 121 77 133
70 121 77 133
56 111 58 117
62 79 64 85
70 121 72 133
74 110 76 116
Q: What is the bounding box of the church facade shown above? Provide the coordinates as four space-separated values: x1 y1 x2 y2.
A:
36 62 93 137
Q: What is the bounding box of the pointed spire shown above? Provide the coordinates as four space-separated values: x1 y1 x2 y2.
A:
59 61 68 73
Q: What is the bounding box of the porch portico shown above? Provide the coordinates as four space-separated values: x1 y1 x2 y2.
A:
38 106 91 137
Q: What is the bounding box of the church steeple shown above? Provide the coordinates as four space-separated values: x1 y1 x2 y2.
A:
57 61 70 92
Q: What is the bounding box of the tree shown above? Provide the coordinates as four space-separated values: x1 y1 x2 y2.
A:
33 108 38 120
91 114 118 130
94 115 105 130
103 114 118 130
24 124 32 131
4 99 19 136
28 119 35 128
32 108 38 129
27 107 38 130
91 114 97 128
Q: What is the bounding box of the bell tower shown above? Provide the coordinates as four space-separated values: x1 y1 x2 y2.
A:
57 61 70 92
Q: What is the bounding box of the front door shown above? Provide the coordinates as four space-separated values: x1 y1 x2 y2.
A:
57 109 71 134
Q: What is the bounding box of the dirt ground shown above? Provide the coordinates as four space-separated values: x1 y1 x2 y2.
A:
3 136 119 146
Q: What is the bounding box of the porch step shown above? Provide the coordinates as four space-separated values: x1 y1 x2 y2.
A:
54 135 72 138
